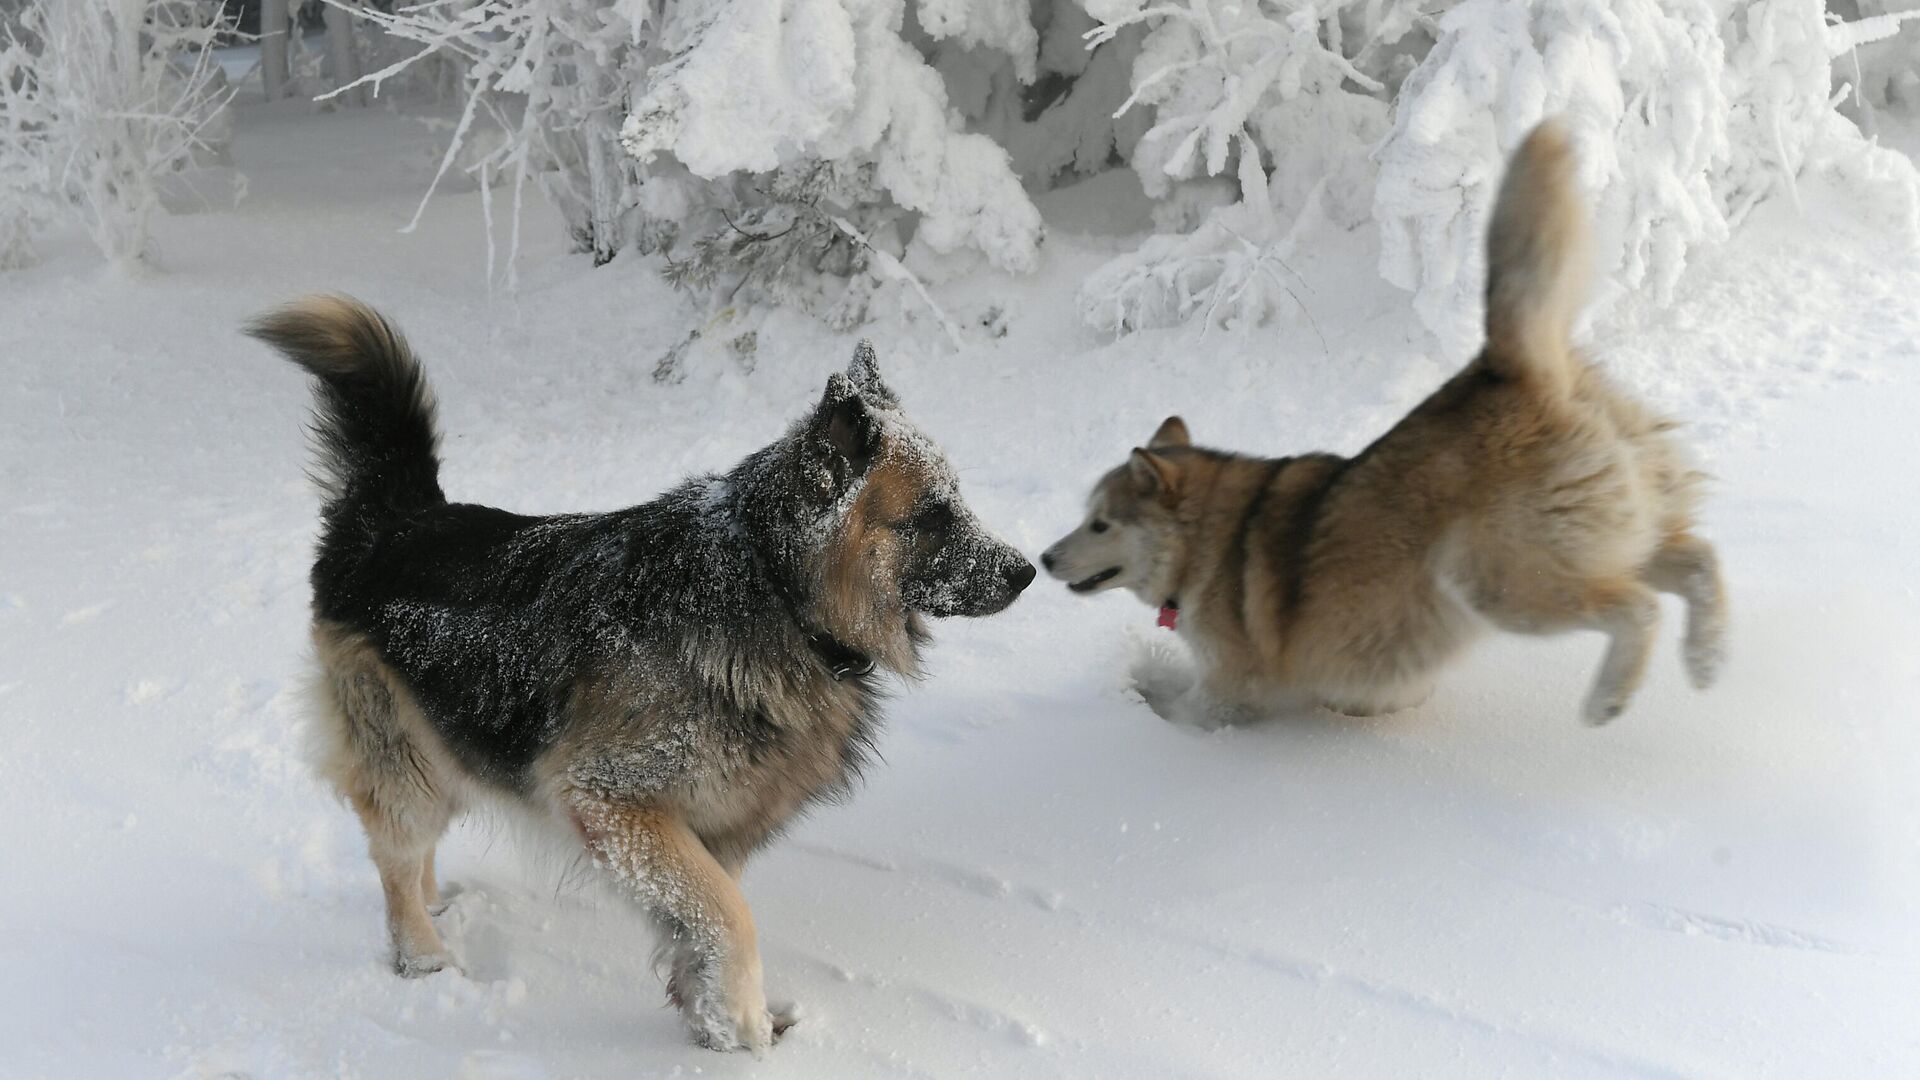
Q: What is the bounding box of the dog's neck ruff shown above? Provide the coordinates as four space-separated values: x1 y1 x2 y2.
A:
736 510 879 684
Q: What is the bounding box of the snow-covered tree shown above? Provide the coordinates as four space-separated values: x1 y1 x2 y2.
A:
331 0 1919 344
618 0 1046 299
329 0 658 275
0 0 234 270
1081 0 1920 346
1075 0 1413 333
1370 0 1736 350
332 0 1046 313
1833 0 1920 122
1368 0 1920 352
0 2 53 269
935 0 1151 194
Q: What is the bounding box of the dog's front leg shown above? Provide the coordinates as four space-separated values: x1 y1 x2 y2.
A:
569 793 773 1053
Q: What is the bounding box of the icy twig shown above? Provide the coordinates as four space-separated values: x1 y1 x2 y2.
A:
828 216 966 352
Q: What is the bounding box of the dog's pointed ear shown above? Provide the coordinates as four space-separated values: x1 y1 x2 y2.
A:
812 372 879 484
1129 447 1179 497
1148 416 1190 449
847 339 898 406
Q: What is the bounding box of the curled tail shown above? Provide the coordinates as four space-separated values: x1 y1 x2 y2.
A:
1483 119 1590 398
248 294 444 520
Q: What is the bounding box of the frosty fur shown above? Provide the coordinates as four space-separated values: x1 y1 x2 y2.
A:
252 295 1033 1052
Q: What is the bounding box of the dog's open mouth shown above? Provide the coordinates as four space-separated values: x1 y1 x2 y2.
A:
1068 567 1121 593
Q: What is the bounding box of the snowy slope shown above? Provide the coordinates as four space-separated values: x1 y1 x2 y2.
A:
3 101 1920 1079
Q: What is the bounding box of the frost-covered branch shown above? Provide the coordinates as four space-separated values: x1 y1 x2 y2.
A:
321 0 647 280
830 214 966 350
0 14 54 269
0 0 236 270
1827 6 1920 55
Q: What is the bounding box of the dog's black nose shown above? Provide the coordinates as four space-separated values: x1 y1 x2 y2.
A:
1040 552 1055 571
1007 561 1037 594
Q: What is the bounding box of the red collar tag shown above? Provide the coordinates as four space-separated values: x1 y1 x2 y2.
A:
1157 604 1179 630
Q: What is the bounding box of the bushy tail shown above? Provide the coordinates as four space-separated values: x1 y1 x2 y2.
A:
1483 119 1590 398
248 294 444 519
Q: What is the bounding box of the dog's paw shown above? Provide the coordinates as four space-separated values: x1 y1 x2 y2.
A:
770 999 803 1040
394 949 457 978
1168 688 1246 730
1581 688 1629 727
681 962 775 1054
1684 633 1724 691
1127 635 1195 717
689 1000 774 1054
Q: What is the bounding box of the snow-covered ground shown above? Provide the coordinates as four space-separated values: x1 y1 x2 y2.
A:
4 98 1920 1079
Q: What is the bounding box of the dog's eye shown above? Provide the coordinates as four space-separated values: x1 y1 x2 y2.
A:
1089 519 1109 534
898 502 953 538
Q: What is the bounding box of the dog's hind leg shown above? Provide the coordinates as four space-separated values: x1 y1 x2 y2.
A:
568 792 774 1053
1464 573 1659 724
1640 533 1726 690
349 788 456 976
1577 581 1661 726
312 624 457 977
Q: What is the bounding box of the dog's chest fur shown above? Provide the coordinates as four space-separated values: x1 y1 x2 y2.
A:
677 673 877 852
551 643 883 862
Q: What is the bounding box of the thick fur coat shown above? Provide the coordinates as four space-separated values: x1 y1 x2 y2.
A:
1043 121 1727 726
254 299 1033 1051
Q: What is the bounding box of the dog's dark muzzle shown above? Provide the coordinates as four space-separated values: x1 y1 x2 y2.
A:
948 557 1035 617
1008 560 1037 593
994 559 1037 609
906 542 1034 618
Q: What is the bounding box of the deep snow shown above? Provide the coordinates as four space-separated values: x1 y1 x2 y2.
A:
3 99 1920 1078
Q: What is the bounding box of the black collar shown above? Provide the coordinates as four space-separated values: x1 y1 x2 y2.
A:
738 515 878 683
807 631 875 682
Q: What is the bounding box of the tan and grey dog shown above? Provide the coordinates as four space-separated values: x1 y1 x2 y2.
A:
1042 121 1726 725
252 297 1033 1052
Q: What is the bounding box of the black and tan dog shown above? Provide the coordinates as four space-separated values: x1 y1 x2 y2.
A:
252 297 1033 1051
1042 121 1727 725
